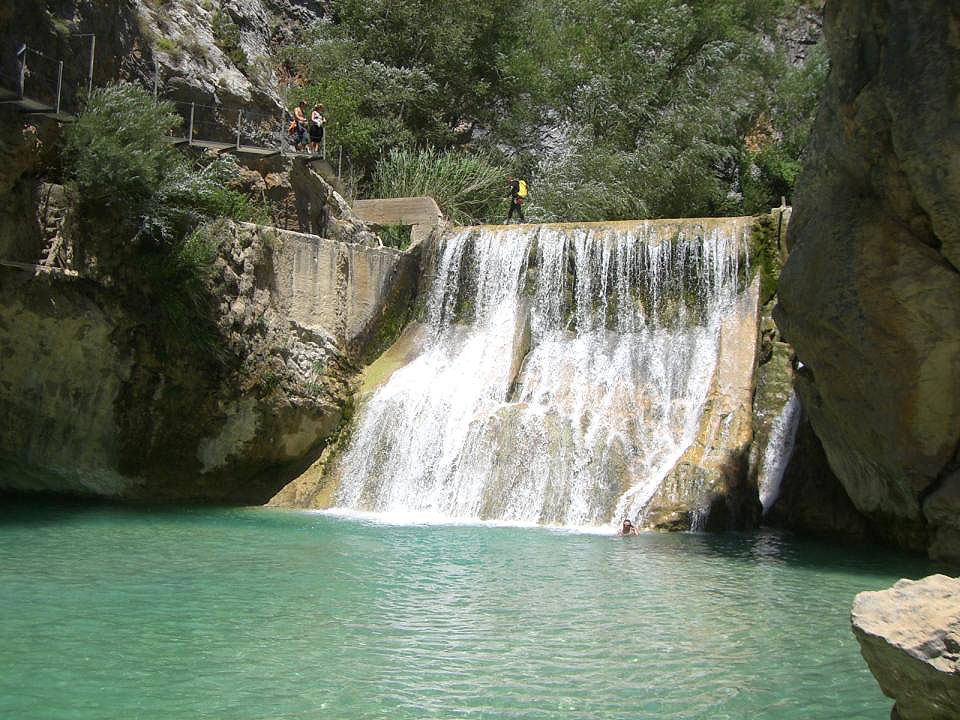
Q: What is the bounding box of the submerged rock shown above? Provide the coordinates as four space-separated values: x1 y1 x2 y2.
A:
775 0 960 561
851 575 960 720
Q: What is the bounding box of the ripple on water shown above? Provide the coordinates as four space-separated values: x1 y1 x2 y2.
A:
0 501 939 720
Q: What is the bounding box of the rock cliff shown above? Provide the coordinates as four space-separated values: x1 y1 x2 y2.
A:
775 0 960 562
0 219 419 502
0 1 326 117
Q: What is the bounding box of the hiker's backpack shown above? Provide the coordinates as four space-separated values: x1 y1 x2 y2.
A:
517 179 528 198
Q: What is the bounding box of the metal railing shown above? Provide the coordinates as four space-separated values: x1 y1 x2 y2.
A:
15 45 63 112
2 41 354 181
161 98 333 158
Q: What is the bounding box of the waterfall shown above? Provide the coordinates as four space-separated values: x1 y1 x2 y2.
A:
759 392 801 515
333 221 749 527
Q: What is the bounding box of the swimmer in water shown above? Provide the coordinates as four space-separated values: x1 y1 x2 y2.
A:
619 518 639 536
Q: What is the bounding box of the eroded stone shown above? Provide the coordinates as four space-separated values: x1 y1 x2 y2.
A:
852 574 960 720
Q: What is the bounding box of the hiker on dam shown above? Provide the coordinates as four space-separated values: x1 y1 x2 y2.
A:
505 176 527 223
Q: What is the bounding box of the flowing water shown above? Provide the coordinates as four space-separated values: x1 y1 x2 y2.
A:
335 221 750 526
759 392 802 514
0 499 937 720
2 221 919 719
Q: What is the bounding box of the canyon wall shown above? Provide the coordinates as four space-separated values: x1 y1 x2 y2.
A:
775 0 960 562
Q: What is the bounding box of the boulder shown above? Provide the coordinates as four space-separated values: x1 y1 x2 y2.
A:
774 0 960 560
851 574 960 720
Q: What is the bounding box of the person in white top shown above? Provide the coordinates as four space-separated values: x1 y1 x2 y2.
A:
309 103 326 156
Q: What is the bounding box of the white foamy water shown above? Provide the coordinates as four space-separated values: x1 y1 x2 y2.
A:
334 221 749 527
759 392 801 514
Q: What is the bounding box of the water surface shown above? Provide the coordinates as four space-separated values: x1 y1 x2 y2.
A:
0 500 935 719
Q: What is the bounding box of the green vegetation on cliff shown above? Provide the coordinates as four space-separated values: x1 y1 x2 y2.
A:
62 83 267 349
283 0 825 222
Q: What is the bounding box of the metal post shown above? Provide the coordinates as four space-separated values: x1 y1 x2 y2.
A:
18 45 27 98
236 110 242 151
322 130 326 160
56 61 63 114
338 146 342 181
153 61 159 100
88 35 95 95
188 102 195 145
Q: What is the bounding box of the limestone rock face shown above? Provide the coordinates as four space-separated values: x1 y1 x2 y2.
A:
134 0 326 115
0 113 65 266
749 305 796 512
0 220 417 502
851 575 960 720
641 276 762 531
1 1 325 126
774 0 960 561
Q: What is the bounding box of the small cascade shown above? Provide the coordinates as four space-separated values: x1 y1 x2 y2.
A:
759 392 801 514
333 220 750 527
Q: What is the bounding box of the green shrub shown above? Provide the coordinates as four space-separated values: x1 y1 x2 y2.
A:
137 224 222 354
282 5 526 178
63 82 183 270
275 1 827 221
741 42 829 213
153 36 181 58
376 224 412 250
62 82 268 354
530 133 650 223
372 147 508 225
64 83 266 267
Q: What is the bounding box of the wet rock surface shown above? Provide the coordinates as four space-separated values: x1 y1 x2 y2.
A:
765 415 871 541
852 574 960 720
642 277 762 531
775 0 960 561
749 301 796 511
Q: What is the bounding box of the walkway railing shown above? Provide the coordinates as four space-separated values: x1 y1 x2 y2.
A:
162 99 288 157
0 45 64 116
1 40 351 176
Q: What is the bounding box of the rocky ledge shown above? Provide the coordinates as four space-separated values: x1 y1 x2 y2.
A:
851 574 960 720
